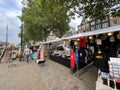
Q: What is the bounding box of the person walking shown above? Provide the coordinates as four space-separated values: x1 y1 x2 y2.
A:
23 47 32 63
70 49 76 74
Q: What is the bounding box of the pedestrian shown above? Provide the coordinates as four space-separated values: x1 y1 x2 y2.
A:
15 48 19 59
70 48 76 74
23 47 32 63
19 47 24 61
36 48 40 62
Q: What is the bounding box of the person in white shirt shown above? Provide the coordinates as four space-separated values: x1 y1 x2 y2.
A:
23 47 32 63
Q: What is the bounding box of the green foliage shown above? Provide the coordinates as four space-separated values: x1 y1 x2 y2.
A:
19 0 120 44
19 0 70 43
73 0 120 19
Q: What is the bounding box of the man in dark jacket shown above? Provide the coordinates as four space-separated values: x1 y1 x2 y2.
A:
94 48 109 73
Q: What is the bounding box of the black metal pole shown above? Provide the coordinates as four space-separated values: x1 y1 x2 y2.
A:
19 0 25 61
20 24 23 61
21 26 23 48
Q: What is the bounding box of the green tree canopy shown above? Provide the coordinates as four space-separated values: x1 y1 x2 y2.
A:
19 0 120 44
70 0 120 19
19 0 71 43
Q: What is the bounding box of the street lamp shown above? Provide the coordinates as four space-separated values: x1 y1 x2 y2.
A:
6 24 8 48
21 0 26 47
19 0 25 61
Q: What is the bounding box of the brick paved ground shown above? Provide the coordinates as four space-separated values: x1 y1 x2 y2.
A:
0 60 48 90
0 59 96 90
36 59 96 90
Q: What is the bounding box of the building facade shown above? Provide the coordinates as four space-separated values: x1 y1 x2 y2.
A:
78 16 120 33
110 17 120 26
78 18 90 33
62 27 76 38
46 31 59 41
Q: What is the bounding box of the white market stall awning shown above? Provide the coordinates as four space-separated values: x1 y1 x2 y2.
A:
42 25 120 44
63 25 120 40
42 38 62 44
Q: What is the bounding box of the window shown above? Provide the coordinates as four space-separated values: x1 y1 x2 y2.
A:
102 22 108 28
91 26 95 31
112 19 118 25
91 21 95 25
96 24 101 30
82 25 85 29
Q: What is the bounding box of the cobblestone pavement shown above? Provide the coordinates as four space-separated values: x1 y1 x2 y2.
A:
36 59 96 90
0 60 48 90
0 59 96 90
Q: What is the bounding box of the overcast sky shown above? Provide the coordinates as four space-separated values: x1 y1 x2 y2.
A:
0 0 82 44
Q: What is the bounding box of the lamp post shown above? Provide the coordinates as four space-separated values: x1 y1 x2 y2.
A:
20 22 23 61
6 24 8 48
21 0 25 47
19 0 25 61
21 22 23 50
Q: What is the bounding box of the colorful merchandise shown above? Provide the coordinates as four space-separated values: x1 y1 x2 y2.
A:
79 36 87 47
70 51 76 69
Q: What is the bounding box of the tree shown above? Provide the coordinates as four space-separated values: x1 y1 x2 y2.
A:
51 0 120 19
19 0 70 43
70 0 120 19
19 0 120 44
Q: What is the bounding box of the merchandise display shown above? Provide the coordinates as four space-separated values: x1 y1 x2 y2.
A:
36 46 46 64
109 58 120 78
42 24 120 89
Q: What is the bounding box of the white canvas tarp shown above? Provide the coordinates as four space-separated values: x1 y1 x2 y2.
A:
42 25 120 44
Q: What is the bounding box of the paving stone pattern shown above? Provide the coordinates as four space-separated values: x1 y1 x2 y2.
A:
36 59 96 90
0 60 48 90
0 59 95 90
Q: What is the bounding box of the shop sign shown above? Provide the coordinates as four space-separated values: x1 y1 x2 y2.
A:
117 33 120 40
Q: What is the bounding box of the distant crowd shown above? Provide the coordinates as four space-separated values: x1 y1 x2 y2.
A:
4 45 47 63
